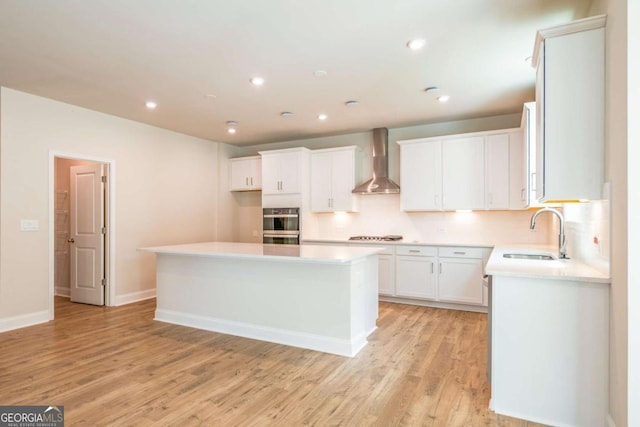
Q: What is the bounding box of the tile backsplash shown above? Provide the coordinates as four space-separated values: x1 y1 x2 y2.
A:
305 194 554 246
562 200 610 275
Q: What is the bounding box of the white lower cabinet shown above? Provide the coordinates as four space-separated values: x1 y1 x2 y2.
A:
377 250 395 296
438 257 484 305
394 245 486 308
395 246 437 299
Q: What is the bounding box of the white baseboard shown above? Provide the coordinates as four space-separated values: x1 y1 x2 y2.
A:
55 287 70 298
113 288 156 306
607 414 617 427
0 310 50 333
154 308 368 357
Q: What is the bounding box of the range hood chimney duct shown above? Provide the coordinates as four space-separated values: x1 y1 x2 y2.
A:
352 127 400 194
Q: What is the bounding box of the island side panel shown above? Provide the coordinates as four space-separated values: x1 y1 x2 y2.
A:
153 253 378 357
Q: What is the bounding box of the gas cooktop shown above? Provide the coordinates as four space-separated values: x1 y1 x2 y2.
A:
348 235 403 241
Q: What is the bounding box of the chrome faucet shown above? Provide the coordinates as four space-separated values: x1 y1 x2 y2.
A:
530 207 569 259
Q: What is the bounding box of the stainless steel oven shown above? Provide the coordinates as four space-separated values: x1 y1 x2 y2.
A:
263 207 299 245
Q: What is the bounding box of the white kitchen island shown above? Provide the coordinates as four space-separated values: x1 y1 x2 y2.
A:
140 242 383 357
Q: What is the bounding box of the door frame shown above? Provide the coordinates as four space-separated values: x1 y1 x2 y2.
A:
48 151 116 316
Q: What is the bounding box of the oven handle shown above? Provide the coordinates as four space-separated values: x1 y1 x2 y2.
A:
263 214 299 218
263 233 300 238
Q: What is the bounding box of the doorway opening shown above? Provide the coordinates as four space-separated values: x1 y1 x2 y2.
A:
49 152 116 317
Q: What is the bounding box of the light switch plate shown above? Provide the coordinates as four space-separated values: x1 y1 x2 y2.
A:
20 219 39 231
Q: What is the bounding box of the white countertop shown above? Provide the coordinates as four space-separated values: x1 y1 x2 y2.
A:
486 245 610 283
139 241 384 264
302 238 491 248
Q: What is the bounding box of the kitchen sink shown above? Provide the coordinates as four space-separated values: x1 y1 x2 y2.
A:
503 253 556 260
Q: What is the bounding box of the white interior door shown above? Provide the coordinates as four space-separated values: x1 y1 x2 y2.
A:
69 163 105 305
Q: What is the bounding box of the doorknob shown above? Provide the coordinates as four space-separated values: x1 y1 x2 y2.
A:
67 238 75 243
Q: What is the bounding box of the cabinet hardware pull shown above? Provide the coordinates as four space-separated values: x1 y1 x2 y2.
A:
453 251 466 255
531 172 536 192
521 188 526 201
409 250 420 253
431 262 434 274
251 177 253 186
439 263 442 274
246 177 249 186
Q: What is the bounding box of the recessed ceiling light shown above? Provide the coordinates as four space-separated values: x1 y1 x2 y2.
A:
313 70 328 77
204 94 217 99
437 95 451 103
227 128 237 134
318 114 328 121
280 111 293 117
406 39 426 50
250 76 265 86
226 120 238 126
345 100 359 107
424 86 440 93
145 101 157 109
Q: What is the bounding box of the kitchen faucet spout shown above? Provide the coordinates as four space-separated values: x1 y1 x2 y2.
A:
530 207 569 259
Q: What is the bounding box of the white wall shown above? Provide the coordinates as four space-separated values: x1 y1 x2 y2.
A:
0 88 219 324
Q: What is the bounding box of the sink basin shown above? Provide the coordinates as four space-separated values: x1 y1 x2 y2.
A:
503 253 556 260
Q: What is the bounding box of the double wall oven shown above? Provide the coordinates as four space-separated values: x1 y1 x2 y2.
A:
263 207 300 245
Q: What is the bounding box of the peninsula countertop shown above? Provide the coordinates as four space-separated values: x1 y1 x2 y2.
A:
486 244 610 283
140 241 385 264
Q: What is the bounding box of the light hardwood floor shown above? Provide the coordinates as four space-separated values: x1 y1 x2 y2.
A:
0 298 546 426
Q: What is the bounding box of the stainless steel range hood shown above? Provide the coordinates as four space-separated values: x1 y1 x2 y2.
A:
352 127 400 194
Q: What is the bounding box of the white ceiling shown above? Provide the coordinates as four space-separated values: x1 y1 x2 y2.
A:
0 0 592 146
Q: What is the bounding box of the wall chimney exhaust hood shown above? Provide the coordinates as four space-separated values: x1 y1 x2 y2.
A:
352 127 400 194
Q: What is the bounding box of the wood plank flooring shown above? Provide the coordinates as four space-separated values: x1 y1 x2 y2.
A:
0 298 546 426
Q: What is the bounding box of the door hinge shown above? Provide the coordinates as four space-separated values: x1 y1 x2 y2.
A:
101 278 107 287
101 227 107 234
101 175 107 183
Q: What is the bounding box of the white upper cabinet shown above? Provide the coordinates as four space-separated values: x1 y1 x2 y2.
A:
399 141 442 210
442 137 485 210
399 129 523 211
229 156 261 191
533 15 605 201
485 134 510 209
310 146 360 212
259 148 309 195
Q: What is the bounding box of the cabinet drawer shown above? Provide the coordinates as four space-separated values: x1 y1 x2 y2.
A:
396 245 437 257
438 247 484 258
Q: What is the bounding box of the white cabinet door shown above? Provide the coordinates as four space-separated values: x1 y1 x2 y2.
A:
276 151 301 194
330 149 357 211
378 254 395 296
400 141 442 211
310 147 358 212
438 257 483 305
536 20 605 201
485 134 510 209
395 255 437 300
229 157 261 191
442 137 485 210
261 151 302 195
310 151 333 211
